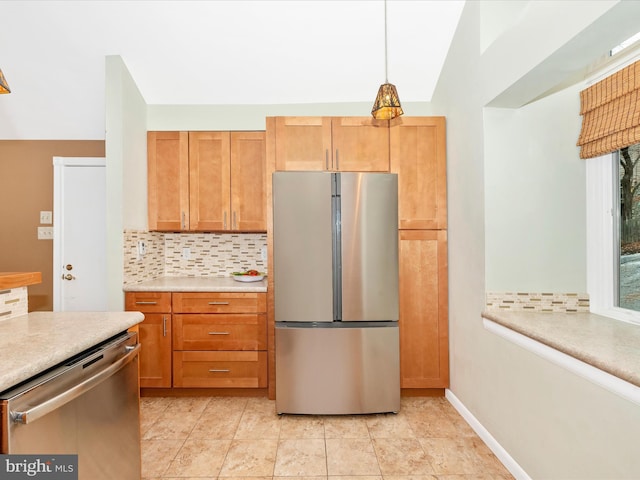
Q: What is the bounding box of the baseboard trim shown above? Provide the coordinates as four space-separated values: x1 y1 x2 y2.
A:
445 389 531 480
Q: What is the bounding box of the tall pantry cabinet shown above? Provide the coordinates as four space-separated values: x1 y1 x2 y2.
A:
391 116 449 390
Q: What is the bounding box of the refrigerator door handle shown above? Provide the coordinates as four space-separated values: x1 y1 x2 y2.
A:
332 173 342 321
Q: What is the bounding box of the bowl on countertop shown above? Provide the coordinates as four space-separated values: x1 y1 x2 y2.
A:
231 271 266 282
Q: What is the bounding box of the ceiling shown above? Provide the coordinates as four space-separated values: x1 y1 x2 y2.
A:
0 0 464 139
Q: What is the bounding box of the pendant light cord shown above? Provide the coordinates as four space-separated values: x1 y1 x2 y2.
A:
384 0 389 83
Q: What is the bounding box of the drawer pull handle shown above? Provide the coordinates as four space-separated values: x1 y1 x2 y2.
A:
208 369 230 373
208 331 230 335
135 301 158 305
208 301 230 305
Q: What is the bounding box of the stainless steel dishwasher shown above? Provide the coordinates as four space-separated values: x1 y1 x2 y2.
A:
0 331 141 480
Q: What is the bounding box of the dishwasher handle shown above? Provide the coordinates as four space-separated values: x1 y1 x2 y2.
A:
11 343 141 425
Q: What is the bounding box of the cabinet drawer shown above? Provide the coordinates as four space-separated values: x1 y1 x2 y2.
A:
125 292 171 313
173 351 267 388
173 314 267 350
172 292 266 314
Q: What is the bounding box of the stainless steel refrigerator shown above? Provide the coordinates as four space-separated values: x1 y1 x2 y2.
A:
273 171 400 415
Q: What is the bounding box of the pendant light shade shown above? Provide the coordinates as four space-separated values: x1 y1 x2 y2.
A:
0 68 10 94
372 83 403 120
371 0 403 120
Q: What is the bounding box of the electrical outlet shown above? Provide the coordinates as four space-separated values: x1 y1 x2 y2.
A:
261 246 267 261
182 247 191 260
137 241 146 259
37 226 53 240
40 211 53 224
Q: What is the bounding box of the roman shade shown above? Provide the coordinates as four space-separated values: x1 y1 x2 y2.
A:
577 59 640 159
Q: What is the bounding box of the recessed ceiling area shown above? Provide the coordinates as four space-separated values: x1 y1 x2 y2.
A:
0 1 465 139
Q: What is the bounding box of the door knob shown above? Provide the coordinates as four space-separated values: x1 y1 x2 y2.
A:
62 273 75 281
65 264 73 271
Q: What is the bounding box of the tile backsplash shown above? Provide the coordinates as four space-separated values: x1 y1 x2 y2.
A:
485 292 590 313
123 230 267 285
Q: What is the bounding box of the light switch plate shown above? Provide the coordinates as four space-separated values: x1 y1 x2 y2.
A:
40 211 53 224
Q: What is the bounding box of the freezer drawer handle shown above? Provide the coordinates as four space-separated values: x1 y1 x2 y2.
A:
135 301 157 305
208 331 230 335
10 343 141 425
208 301 230 305
208 369 230 373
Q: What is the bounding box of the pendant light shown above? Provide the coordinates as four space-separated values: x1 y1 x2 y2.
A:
371 0 403 120
0 68 10 94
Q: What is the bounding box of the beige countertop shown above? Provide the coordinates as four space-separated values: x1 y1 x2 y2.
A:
123 276 267 293
482 310 640 388
0 311 144 393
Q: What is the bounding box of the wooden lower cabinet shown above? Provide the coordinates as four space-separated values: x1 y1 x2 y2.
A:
125 292 172 388
138 313 172 387
398 229 449 388
173 351 268 388
172 291 268 390
1 400 7 453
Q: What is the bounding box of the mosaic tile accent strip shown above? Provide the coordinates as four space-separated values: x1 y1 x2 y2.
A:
164 232 267 277
485 292 590 313
0 287 28 319
123 230 268 284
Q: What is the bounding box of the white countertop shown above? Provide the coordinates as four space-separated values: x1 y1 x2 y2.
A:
0 311 144 393
123 276 267 293
482 310 640 388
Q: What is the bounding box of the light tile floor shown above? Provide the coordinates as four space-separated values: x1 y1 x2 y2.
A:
140 395 514 479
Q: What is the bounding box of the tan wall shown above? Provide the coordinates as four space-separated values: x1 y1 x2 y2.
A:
0 141 105 311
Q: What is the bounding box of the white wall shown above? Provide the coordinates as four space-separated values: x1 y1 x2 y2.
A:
432 1 640 477
484 85 586 292
147 102 434 131
105 55 147 310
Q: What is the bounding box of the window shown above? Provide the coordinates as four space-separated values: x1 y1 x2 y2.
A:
587 146 640 325
617 144 640 311
582 52 640 324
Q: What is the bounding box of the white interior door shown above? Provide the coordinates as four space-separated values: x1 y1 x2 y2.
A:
53 157 107 311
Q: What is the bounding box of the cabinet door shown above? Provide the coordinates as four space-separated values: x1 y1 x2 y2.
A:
138 313 172 388
147 131 189 231
398 229 448 388
274 117 332 171
391 117 447 229
332 117 390 172
231 132 266 231
189 132 231 231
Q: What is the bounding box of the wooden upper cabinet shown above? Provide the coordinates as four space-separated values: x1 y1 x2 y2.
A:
274 117 332 171
148 130 266 232
148 131 189 231
332 117 389 172
231 132 266 231
189 132 231 231
398 229 448 389
391 117 447 229
272 116 389 172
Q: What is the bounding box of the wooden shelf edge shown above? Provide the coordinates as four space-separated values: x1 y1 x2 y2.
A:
0 272 42 290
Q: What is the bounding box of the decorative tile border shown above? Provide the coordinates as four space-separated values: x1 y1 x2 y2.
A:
123 230 267 285
0 287 28 320
485 292 590 313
